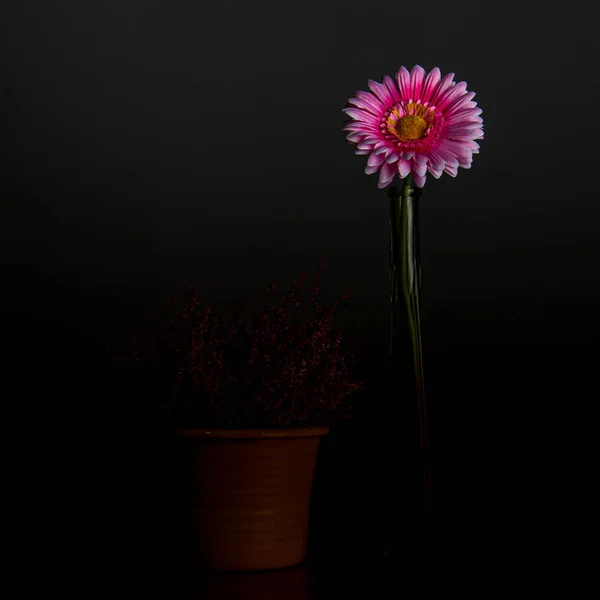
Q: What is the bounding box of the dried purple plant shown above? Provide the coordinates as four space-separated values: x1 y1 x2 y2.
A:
132 260 363 428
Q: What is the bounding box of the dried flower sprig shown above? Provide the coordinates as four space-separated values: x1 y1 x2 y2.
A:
132 261 363 428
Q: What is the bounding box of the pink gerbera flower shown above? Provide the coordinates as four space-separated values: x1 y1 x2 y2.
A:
343 65 484 188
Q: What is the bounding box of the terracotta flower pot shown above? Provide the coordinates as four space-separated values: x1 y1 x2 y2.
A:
170 426 329 571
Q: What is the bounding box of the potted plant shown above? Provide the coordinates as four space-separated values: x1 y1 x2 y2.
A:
132 260 363 571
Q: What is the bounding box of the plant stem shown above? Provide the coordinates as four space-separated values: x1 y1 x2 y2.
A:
388 174 432 506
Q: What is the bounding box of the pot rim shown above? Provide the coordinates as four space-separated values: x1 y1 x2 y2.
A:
169 426 330 439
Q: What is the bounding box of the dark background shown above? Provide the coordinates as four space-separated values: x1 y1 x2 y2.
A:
3 0 598 578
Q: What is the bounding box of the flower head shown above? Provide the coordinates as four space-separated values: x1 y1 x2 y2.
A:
343 65 483 188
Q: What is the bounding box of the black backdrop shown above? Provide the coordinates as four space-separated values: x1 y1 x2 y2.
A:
3 0 598 576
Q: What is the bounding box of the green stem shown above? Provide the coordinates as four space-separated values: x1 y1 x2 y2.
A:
388 174 432 506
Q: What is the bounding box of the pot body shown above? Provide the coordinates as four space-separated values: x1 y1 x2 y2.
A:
171 426 329 571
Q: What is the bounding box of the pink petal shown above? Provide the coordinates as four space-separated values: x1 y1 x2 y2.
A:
424 151 444 171
367 152 386 167
378 162 397 188
355 90 385 113
421 67 441 104
445 111 484 127
397 158 412 178
438 139 473 165
444 91 476 117
362 135 383 145
431 146 459 168
444 165 458 177
347 96 381 115
365 164 379 175
385 151 400 163
465 140 480 153
451 106 483 120
355 149 371 155
410 65 426 101
436 81 467 112
346 133 364 143
445 126 484 141
383 75 401 103
445 122 483 135
368 79 395 107
428 166 443 179
413 153 427 166
447 102 478 119
413 173 427 188
412 160 427 177
395 66 411 100
342 107 379 124
400 150 415 160
430 72 455 107
343 122 372 132
357 142 375 150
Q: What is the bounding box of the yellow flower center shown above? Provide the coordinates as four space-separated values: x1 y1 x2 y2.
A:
396 115 428 141
385 103 434 143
